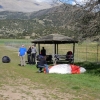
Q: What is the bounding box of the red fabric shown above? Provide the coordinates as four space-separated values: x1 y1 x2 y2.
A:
70 64 80 74
44 66 53 73
44 67 46 73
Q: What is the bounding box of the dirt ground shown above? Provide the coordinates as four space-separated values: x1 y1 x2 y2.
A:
0 77 74 100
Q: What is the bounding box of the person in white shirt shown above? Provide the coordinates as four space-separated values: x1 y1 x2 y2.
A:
31 45 37 64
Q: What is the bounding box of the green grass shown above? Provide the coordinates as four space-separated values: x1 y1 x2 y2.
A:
0 40 100 100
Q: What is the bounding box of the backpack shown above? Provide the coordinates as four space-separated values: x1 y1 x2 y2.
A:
2 56 11 63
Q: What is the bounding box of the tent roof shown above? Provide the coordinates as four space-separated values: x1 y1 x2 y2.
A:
31 34 78 44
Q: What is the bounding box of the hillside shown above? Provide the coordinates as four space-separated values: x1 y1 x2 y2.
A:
0 4 100 41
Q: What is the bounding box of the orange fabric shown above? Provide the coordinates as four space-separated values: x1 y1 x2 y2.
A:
70 64 80 74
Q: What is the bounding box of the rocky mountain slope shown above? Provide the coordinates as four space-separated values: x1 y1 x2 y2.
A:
0 4 99 42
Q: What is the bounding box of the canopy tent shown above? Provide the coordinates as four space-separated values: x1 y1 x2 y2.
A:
31 34 78 63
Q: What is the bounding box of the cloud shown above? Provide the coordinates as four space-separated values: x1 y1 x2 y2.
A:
0 0 91 12
72 0 89 5
35 0 52 3
58 0 89 5
0 0 55 12
35 0 47 2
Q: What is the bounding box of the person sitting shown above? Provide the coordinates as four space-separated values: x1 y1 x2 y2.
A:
66 51 73 63
36 55 49 73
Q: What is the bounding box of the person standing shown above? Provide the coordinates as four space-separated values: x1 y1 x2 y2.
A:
41 47 46 56
41 47 46 60
18 45 27 66
27 46 32 64
31 45 37 64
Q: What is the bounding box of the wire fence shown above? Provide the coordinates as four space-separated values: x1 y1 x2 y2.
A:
74 43 100 63
4 41 100 63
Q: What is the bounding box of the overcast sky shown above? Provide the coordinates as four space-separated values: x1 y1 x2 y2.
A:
0 0 57 12
0 0 88 12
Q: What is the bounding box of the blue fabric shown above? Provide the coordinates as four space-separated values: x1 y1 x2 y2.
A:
44 64 49 73
19 47 27 56
38 64 49 73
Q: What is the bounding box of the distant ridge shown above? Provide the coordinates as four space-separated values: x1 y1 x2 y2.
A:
0 4 99 42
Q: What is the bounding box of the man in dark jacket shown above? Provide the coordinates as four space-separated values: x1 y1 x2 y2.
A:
41 47 46 56
36 55 49 73
27 46 32 64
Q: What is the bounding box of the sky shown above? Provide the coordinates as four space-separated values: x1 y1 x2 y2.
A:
0 0 88 12
35 0 52 2
59 0 89 5
0 0 56 12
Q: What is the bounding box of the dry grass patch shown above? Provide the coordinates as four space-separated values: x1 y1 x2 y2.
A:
0 41 100 100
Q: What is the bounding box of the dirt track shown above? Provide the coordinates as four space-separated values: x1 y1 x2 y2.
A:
0 77 74 100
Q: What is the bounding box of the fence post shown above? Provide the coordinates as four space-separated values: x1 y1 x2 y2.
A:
97 43 99 62
86 43 87 61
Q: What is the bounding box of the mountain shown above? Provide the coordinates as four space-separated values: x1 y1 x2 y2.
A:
0 4 88 39
0 5 3 9
0 4 99 41
0 11 30 19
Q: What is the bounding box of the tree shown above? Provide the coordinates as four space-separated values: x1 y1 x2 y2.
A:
76 0 100 41
52 0 100 41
